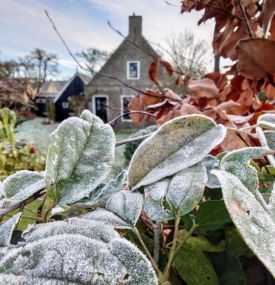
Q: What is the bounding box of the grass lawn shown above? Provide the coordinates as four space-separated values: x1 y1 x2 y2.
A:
15 117 136 173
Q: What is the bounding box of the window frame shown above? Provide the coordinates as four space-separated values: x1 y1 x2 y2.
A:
121 95 134 122
92 95 109 120
126 60 140 80
62 101 69 109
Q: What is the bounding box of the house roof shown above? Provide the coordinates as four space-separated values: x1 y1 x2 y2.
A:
38 80 67 98
90 15 158 84
54 72 91 103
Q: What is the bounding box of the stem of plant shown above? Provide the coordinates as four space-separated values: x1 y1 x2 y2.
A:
173 223 197 258
133 227 164 282
163 214 181 280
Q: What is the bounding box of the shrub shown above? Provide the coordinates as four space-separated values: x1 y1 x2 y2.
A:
0 110 274 284
0 108 45 180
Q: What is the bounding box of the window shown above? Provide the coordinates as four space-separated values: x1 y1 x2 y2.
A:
62 101 69 109
127 61 140 79
92 95 108 123
121 95 134 121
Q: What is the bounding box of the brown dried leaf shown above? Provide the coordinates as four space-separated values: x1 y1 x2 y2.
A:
237 38 275 79
188 78 219 99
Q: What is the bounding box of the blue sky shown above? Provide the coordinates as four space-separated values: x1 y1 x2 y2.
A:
0 0 215 79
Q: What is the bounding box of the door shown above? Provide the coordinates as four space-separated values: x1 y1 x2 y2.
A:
94 96 108 122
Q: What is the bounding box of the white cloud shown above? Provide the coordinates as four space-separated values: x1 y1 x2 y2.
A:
0 0 216 74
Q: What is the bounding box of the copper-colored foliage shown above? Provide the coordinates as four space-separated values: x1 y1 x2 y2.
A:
148 59 174 84
128 0 275 151
237 38 275 79
148 58 160 84
188 78 219 98
258 0 275 25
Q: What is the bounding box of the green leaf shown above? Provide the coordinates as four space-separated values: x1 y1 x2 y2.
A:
0 171 45 208
128 115 226 190
180 232 224 252
196 200 231 231
257 113 275 130
221 147 273 193
210 250 245 285
45 110 115 205
173 244 219 285
213 170 275 276
225 227 252 257
203 155 221 189
0 213 21 247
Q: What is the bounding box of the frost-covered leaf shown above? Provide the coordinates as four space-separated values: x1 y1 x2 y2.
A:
203 155 221 188
45 110 115 205
264 131 275 151
0 171 45 207
0 274 69 285
105 190 143 227
167 162 207 215
0 213 21 247
257 114 275 130
23 218 119 243
144 163 207 222
128 115 226 190
82 208 132 229
213 170 275 276
221 147 272 193
75 170 127 208
0 235 157 285
144 179 174 222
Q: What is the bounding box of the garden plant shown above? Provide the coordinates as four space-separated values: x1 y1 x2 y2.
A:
0 0 275 284
0 109 274 284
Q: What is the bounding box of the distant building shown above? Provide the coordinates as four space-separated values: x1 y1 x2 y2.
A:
85 14 159 129
36 72 91 121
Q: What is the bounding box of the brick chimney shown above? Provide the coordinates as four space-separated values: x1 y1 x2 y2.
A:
129 13 142 37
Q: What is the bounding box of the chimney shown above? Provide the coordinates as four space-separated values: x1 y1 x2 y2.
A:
129 13 142 37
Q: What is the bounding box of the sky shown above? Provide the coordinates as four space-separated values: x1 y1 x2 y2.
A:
0 0 215 79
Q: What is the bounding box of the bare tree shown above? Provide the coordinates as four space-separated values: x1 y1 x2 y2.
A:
75 48 109 76
167 31 208 78
0 59 18 79
18 48 59 96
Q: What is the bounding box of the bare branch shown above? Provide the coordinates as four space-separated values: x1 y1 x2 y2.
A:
115 133 152 147
236 0 253 38
109 111 156 126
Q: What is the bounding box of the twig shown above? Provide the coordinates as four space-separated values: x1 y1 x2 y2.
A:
115 133 152 147
45 10 154 97
109 111 156 126
153 223 161 264
226 127 258 138
163 214 181 280
0 188 45 218
188 0 243 22
133 227 164 280
164 0 180 7
237 0 253 38
173 223 197 259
